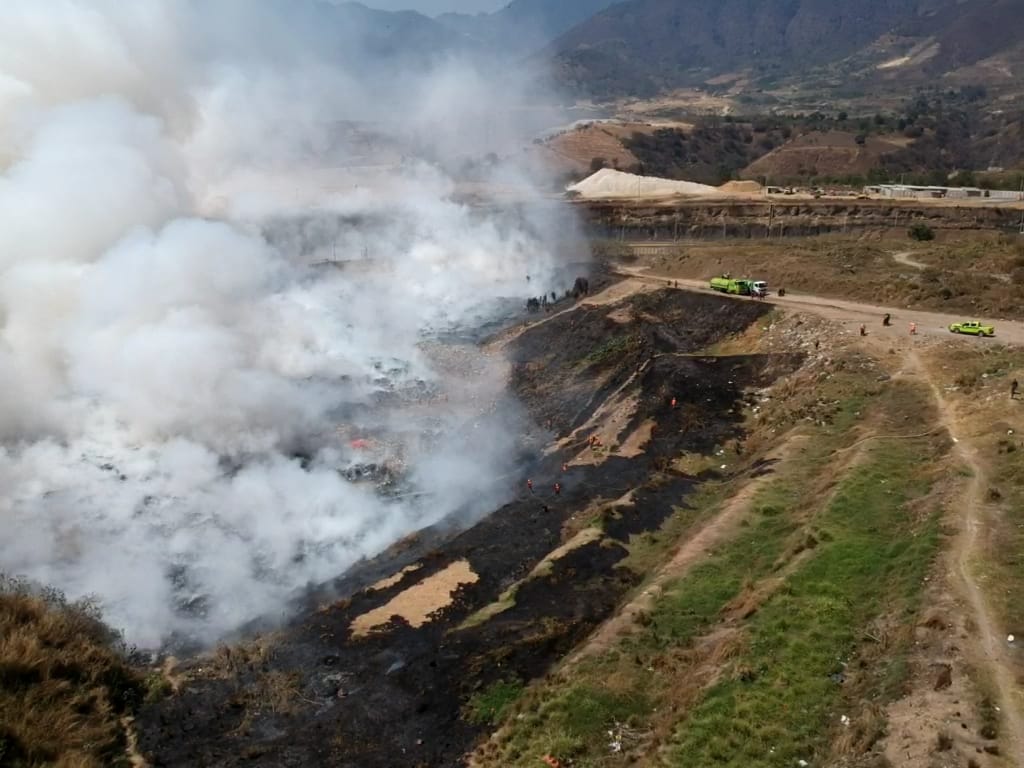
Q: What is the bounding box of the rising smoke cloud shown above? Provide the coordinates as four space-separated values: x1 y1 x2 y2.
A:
0 0 578 648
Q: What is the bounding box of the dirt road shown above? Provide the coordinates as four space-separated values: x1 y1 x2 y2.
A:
607 265 1024 758
909 351 1024 766
615 266 1024 346
891 250 928 270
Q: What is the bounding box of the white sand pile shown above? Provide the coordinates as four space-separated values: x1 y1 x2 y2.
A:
567 168 724 200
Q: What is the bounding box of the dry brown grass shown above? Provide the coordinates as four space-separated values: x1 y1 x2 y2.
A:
0 578 142 768
638 233 1024 321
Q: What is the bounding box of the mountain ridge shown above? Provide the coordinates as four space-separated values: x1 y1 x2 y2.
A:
544 0 1024 99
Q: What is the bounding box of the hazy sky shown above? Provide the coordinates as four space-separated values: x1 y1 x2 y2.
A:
359 0 507 15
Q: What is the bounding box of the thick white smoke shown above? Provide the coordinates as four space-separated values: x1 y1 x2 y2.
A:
0 0 576 647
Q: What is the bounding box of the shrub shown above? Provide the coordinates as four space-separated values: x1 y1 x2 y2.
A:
0 578 144 767
465 680 524 725
908 224 935 242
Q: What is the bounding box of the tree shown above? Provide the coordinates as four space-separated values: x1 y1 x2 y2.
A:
908 224 935 242
837 111 848 122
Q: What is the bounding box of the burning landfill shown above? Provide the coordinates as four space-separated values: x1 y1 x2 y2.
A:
0 0 583 649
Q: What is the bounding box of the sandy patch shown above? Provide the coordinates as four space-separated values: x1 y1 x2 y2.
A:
459 528 604 630
617 418 655 458
605 306 635 324
368 564 422 592
351 559 478 637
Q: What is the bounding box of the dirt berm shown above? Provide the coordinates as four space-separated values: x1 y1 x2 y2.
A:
138 289 803 768
580 198 1023 239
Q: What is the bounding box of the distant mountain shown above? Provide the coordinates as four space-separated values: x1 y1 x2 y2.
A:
436 0 623 57
321 1 478 64
544 0 1024 99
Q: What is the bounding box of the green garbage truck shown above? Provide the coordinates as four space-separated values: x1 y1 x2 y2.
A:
709 276 767 296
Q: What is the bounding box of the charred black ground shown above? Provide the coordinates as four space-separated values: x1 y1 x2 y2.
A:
138 286 803 767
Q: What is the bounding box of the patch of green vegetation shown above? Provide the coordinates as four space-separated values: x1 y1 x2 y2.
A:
480 376 935 768
144 671 173 704
618 493 719 576
484 416 847 766
582 334 633 368
466 680 526 726
644 514 796 651
459 586 520 630
496 678 653 766
908 223 935 242
666 437 940 767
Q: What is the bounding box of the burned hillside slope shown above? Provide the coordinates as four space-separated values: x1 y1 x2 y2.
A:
139 288 802 768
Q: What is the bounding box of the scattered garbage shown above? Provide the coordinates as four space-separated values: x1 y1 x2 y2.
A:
607 730 623 753
840 715 851 726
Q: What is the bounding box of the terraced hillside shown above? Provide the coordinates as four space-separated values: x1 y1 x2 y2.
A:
18 271 1022 768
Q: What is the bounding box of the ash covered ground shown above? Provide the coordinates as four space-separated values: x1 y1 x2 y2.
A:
139 284 803 767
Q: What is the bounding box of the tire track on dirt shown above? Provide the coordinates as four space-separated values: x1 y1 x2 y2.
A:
908 350 1024 765
612 265 1024 346
564 427 827 667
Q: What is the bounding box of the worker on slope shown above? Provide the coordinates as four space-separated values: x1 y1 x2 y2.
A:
910 322 917 335
553 482 562 496
883 313 891 327
526 479 534 493
1012 379 1020 400
860 324 867 337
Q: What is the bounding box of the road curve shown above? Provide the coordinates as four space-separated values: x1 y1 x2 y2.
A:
613 267 1024 347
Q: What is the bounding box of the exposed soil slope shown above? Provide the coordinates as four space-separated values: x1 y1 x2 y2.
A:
137 288 802 768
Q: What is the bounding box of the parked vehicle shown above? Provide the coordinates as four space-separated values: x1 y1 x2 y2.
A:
709 276 768 297
948 320 995 337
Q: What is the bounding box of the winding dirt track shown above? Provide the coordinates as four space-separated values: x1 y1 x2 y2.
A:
908 351 1024 766
602 265 1024 759
614 266 1024 345
891 250 929 270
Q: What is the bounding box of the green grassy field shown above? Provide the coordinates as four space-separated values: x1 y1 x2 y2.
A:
474 378 947 768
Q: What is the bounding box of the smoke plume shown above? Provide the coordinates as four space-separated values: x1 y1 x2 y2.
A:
0 0 577 647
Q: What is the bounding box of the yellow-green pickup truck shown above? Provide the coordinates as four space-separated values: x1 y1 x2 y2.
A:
948 320 995 337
